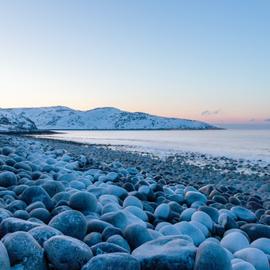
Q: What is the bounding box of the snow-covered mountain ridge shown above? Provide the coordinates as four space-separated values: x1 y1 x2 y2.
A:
0 106 218 130
0 110 37 131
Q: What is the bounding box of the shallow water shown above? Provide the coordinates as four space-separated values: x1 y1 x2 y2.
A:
36 129 270 163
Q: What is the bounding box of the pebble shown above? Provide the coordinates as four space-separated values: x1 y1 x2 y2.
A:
194 241 232 270
44 235 93 270
132 235 196 270
2 231 45 270
231 206 257 223
0 241 10 270
48 210 87 239
234 247 269 270
0 172 17 187
82 253 140 270
0 137 269 270
69 191 97 212
220 231 249 253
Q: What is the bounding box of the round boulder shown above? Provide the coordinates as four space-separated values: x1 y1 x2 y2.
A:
220 232 249 254
0 241 10 270
132 235 196 270
194 242 232 270
29 225 63 246
49 210 87 239
82 253 140 270
44 235 93 270
234 247 269 270
0 172 17 187
69 191 97 212
2 231 45 270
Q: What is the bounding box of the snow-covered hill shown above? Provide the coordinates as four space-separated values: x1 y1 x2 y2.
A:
0 110 37 132
0 106 217 130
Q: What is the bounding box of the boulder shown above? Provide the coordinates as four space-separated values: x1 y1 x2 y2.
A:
3 231 46 270
49 210 87 239
0 172 17 187
194 242 232 270
82 253 140 270
44 235 93 270
132 235 196 270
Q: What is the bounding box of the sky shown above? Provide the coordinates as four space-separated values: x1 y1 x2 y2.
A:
0 0 269 125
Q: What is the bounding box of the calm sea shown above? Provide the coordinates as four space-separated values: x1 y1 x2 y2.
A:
36 129 270 163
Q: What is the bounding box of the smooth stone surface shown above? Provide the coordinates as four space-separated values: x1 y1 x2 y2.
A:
132 235 196 270
220 232 249 253
191 211 213 231
3 231 45 270
107 235 131 252
44 235 93 270
232 261 256 270
91 242 129 256
49 210 87 239
82 253 140 270
234 247 269 270
0 241 10 270
124 223 153 250
154 203 171 220
20 186 53 210
69 191 97 212
194 242 232 270
231 207 257 223
0 172 17 187
250 238 270 255
84 232 102 247
123 195 143 209
241 223 270 241
174 221 205 246
185 191 207 206
29 225 63 246
0 217 40 237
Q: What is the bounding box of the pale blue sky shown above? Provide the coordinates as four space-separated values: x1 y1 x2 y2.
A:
0 0 269 124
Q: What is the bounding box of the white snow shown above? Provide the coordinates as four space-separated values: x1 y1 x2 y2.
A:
0 106 216 130
0 110 37 131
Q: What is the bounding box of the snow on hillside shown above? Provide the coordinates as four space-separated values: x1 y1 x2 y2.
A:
0 110 37 131
0 106 217 130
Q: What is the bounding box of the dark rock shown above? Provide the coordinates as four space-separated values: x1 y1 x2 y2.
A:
29 225 62 246
6 199 27 213
194 242 232 270
83 232 102 247
14 210 30 220
69 191 97 212
0 172 17 187
124 224 153 250
91 242 129 256
82 253 140 270
87 219 113 233
29 208 51 223
0 217 40 237
3 231 46 270
107 235 131 252
132 235 196 270
49 210 87 240
241 223 270 241
102 226 123 241
42 180 65 197
20 186 54 210
231 206 257 222
0 241 10 270
44 235 93 270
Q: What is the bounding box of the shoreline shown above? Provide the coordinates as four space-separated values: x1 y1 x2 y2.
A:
0 134 269 269
14 134 270 200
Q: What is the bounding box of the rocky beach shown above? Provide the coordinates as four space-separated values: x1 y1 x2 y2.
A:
0 134 269 270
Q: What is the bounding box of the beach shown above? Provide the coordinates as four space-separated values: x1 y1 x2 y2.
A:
0 134 269 269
